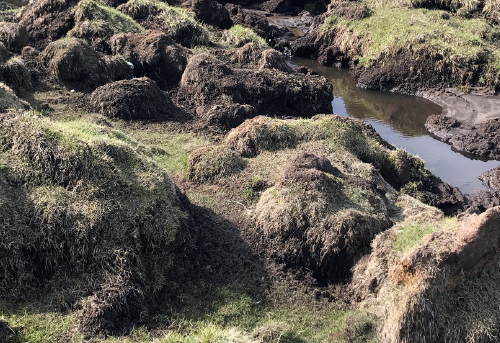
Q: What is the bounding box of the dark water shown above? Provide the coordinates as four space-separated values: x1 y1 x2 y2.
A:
289 57 499 195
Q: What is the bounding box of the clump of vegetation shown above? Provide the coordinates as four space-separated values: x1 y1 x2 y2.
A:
70 0 144 51
0 82 29 112
75 0 144 33
188 145 246 183
1 57 32 92
0 112 192 334
224 25 268 48
253 151 394 281
118 0 212 47
40 37 108 89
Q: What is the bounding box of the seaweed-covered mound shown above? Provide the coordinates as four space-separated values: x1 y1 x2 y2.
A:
0 112 194 333
89 77 175 120
179 54 333 124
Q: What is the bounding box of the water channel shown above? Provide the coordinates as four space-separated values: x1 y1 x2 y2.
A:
289 57 499 195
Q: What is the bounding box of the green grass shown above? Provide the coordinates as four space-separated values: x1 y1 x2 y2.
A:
393 217 457 253
1 308 82 343
123 130 208 177
226 25 268 48
76 0 144 34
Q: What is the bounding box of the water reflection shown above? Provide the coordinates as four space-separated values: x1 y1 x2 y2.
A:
289 57 500 195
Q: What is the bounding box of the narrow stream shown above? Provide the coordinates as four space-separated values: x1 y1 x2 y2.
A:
289 57 500 195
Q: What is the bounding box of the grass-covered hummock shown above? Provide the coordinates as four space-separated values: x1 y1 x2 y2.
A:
118 0 212 47
0 111 192 334
319 1 500 90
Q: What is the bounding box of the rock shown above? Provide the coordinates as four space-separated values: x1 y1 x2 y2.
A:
40 38 108 90
110 31 190 90
0 22 28 52
178 54 333 124
89 77 175 120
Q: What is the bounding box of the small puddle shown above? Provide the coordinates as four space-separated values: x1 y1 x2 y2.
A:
289 57 500 195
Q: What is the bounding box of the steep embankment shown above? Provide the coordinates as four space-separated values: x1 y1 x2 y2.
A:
293 0 500 94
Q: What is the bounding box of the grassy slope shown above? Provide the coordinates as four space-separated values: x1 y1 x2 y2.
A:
321 2 500 88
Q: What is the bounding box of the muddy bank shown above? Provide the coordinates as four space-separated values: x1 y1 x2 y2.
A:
423 90 500 161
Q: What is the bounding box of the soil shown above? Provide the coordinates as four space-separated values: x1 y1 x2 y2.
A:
177 53 334 125
425 114 500 161
110 31 191 90
88 77 176 120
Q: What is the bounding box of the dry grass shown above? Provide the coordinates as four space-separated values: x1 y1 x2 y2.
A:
118 0 212 47
188 146 247 183
0 112 191 333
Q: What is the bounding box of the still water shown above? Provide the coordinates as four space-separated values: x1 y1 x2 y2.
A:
289 57 499 195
